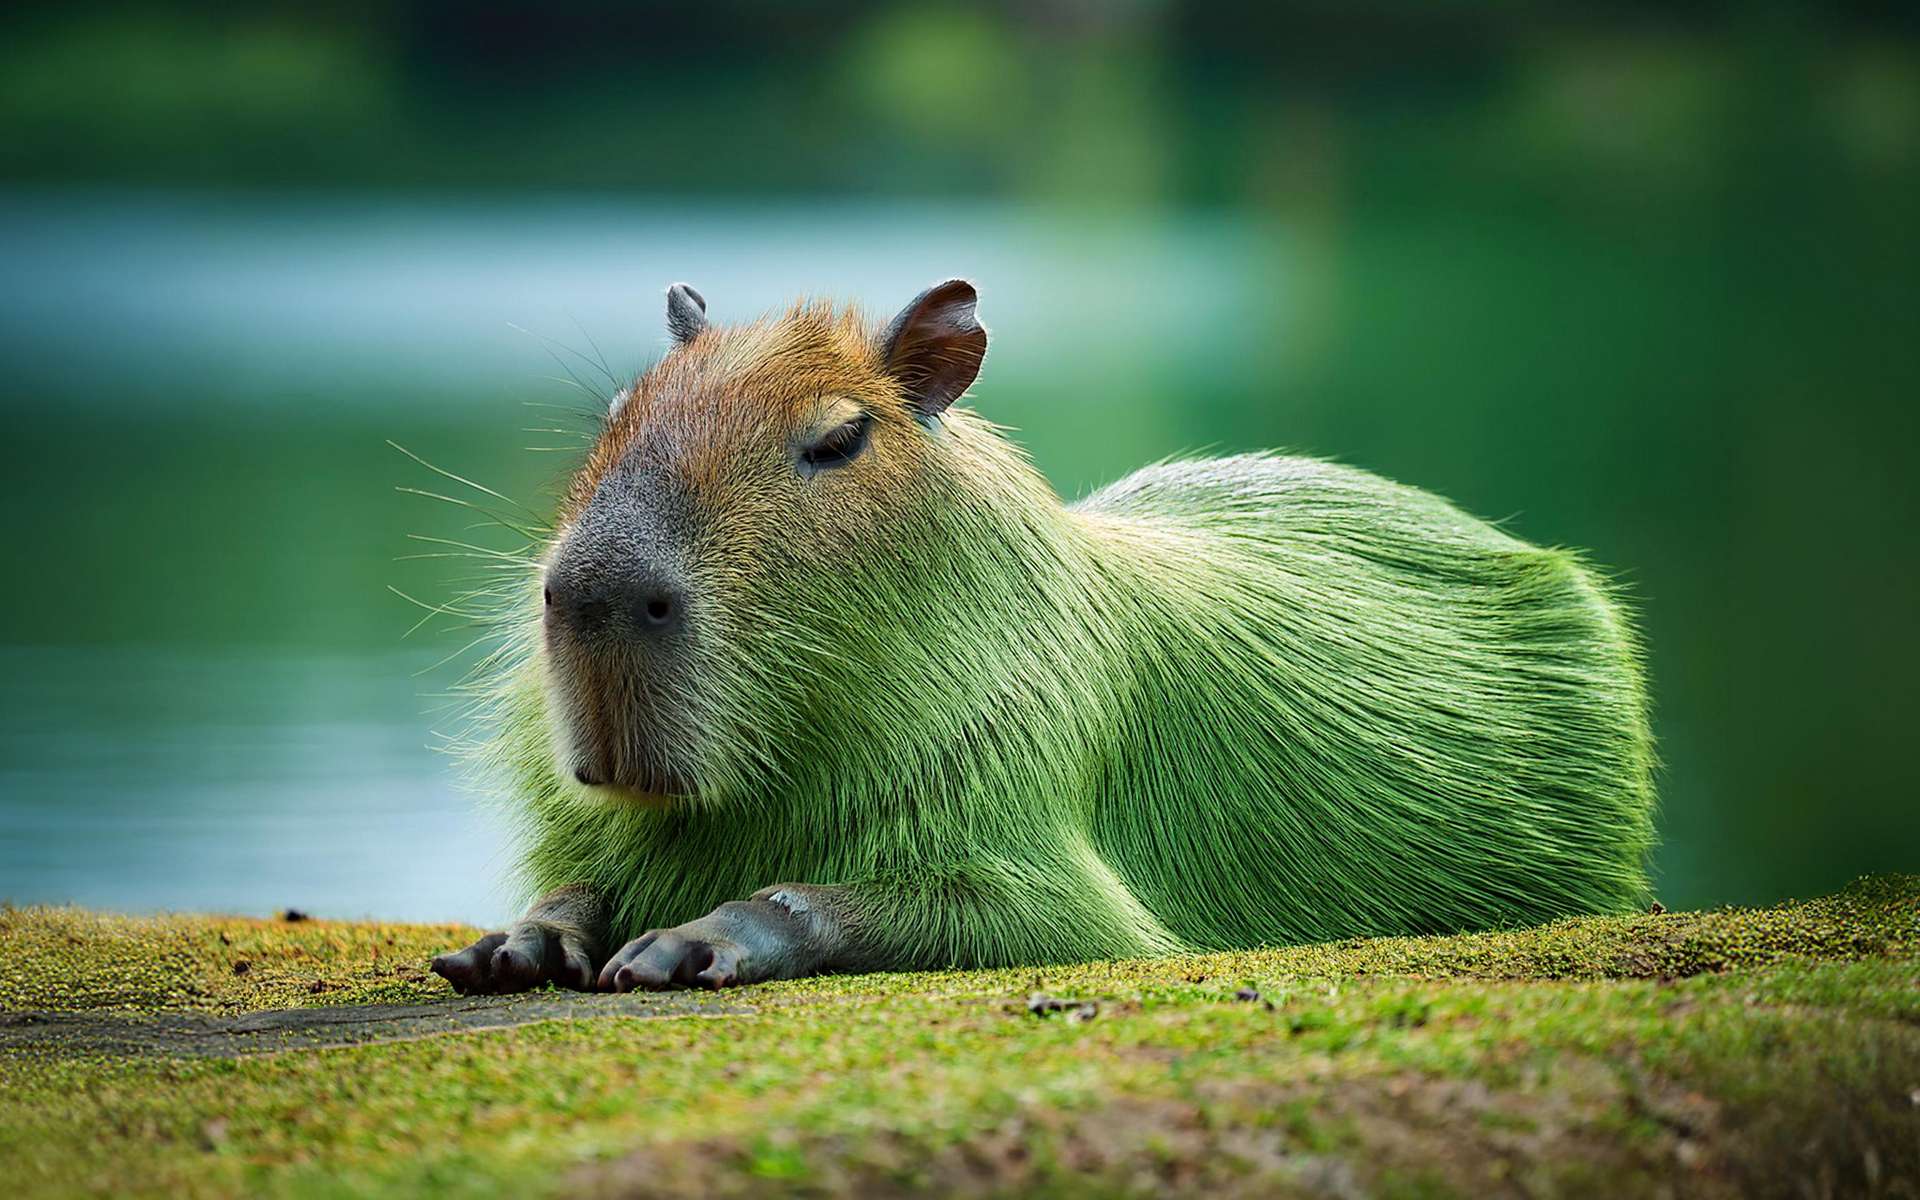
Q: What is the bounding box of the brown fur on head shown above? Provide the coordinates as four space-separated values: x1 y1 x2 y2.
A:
538 281 988 806
565 300 910 535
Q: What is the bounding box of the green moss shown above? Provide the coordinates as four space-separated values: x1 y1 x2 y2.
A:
742 870 1920 1005
2 877 1916 1198
0 906 469 1013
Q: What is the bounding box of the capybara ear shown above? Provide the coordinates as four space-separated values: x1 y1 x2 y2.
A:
878 279 987 419
666 282 708 344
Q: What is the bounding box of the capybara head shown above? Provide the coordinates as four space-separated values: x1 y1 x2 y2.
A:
541 281 998 808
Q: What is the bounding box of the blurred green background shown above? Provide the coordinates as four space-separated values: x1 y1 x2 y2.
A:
0 2 1914 923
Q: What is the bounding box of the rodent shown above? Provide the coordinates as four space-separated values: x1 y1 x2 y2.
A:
430 279 1656 994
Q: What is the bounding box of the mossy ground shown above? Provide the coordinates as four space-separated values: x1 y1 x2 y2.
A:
3 877 1917 1199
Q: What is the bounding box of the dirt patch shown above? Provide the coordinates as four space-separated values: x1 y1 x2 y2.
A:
567 1062 1725 1199
566 1017 1920 1200
0 990 753 1058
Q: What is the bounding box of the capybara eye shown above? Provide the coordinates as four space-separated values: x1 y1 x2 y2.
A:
799 414 874 476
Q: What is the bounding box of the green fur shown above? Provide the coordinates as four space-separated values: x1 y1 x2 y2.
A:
474 407 1656 969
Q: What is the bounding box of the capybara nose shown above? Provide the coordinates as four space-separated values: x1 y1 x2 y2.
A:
545 566 686 641
634 583 679 633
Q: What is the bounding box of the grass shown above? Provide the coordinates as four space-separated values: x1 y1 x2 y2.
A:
1 876 1916 1198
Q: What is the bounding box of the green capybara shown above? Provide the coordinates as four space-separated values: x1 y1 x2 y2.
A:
430 279 1655 994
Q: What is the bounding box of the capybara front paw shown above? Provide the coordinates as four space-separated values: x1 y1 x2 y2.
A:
595 897 827 991
597 928 746 992
430 931 507 995
430 922 596 995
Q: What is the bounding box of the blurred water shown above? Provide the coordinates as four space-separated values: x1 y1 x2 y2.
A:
0 645 514 922
0 189 1913 921
0 190 1276 419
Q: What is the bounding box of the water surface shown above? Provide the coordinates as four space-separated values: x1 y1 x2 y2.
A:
1 189 1914 921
